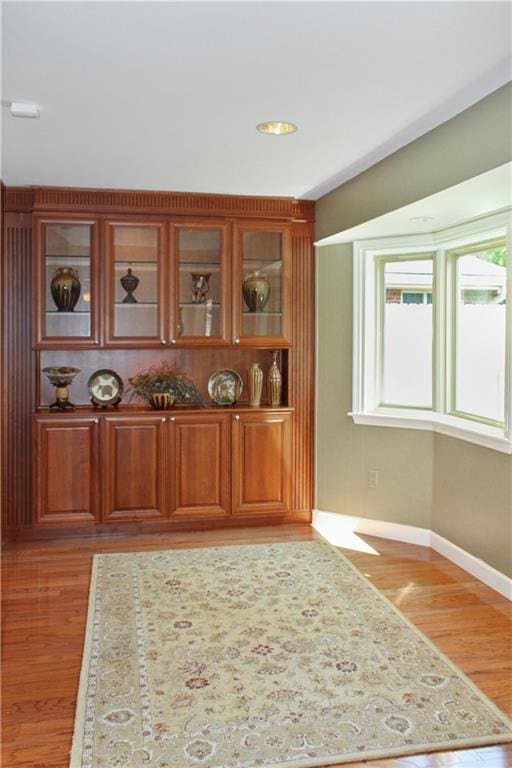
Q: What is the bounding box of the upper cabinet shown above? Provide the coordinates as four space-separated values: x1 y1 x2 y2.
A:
34 216 292 349
35 217 100 347
171 220 231 345
104 220 168 347
233 222 291 347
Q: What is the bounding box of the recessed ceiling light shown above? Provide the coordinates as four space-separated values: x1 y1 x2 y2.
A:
257 121 298 136
10 102 39 119
409 216 434 224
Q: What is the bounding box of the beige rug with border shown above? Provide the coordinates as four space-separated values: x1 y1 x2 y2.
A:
70 540 512 767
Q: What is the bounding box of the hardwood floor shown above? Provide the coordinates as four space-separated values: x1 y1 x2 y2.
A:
1 524 511 768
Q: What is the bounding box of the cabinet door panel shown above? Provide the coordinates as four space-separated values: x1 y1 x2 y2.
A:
104 221 168 347
171 220 231 346
103 417 167 520
233 222 292 347
35 217 100 348
35 417 99 523
170 414 230 516
232 412 291 514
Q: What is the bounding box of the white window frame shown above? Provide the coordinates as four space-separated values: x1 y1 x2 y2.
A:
351 209 512 454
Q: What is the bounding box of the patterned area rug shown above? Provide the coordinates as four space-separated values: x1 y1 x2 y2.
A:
70 541 512 767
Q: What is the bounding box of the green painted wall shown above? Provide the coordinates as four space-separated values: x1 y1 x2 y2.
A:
315 83 512 576
316 82 512 240
315 244 433 529
432 435 512 578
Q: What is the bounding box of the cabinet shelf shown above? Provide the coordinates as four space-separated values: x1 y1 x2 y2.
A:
46 254 90 260
243 311 282 317
179 263 221 271
114 260 158 267
46 310 90 315
114 301 158 307
243 259 282 265
179 301 221 308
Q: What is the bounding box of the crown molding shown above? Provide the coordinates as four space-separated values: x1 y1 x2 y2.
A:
2 185 315 222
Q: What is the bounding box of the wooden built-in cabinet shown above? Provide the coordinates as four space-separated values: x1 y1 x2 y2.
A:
2 187 314 538
34 215 291 350
33 409 292 526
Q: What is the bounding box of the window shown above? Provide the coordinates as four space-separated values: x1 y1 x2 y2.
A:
380 258 433 408
451 241 507 425
352 211 511 454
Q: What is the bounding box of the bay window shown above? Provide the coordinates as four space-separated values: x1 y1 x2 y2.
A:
352 211 511 453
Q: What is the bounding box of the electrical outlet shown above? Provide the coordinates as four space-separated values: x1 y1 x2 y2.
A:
368 469 379 489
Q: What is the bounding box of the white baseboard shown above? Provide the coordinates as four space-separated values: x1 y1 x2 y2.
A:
430 532 512 601
313 509 512 601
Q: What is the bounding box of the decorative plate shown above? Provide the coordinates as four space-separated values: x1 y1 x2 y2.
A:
208 368 243 406
88 369 123 407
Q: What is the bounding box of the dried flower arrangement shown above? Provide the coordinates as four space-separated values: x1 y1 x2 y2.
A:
128 362 203 408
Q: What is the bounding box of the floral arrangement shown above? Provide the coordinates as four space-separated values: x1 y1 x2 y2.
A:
128 362 203 406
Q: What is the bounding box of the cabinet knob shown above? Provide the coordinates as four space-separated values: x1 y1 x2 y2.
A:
94 340 100 345
93 419 99 424
235 338 240 344
170 339 176 344
161 339 167 345
170 416 176 422
234 414 240 421
161 417 166 422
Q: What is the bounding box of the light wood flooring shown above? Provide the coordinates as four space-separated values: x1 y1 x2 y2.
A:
1 524 511 767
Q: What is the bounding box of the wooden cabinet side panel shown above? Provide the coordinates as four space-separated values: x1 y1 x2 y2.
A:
103 417 167 520
232 413 291 514
34 419 98 523
171 414 230 517
289 226 315 516
2 213 34 533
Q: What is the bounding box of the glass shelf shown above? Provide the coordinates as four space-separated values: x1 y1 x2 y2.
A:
46 254 90 260
46 310 91 315
243 258 283 264
114 260 158 266
243 311 283 316
180 301 221 308
114 301 158 307
179 263 221 271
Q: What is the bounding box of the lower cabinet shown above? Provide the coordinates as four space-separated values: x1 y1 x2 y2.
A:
103 416 168 521
33 408 293 525
232 411 292 514
170 413 230 518
34 417 99 524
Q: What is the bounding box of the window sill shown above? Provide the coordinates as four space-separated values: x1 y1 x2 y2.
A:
349 409 512 454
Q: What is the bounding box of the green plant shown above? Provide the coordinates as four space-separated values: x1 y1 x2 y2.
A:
128 361 203 406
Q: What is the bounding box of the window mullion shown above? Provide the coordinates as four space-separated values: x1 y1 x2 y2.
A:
433 247 446 415
505 212 512 440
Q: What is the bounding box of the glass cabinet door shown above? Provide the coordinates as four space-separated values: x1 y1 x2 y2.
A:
171 222 230 345
234 223 291 346
105 222 167 346
37 219 99 347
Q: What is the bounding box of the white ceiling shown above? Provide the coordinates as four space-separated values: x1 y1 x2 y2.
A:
2 2 511 199
316 162 512 244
